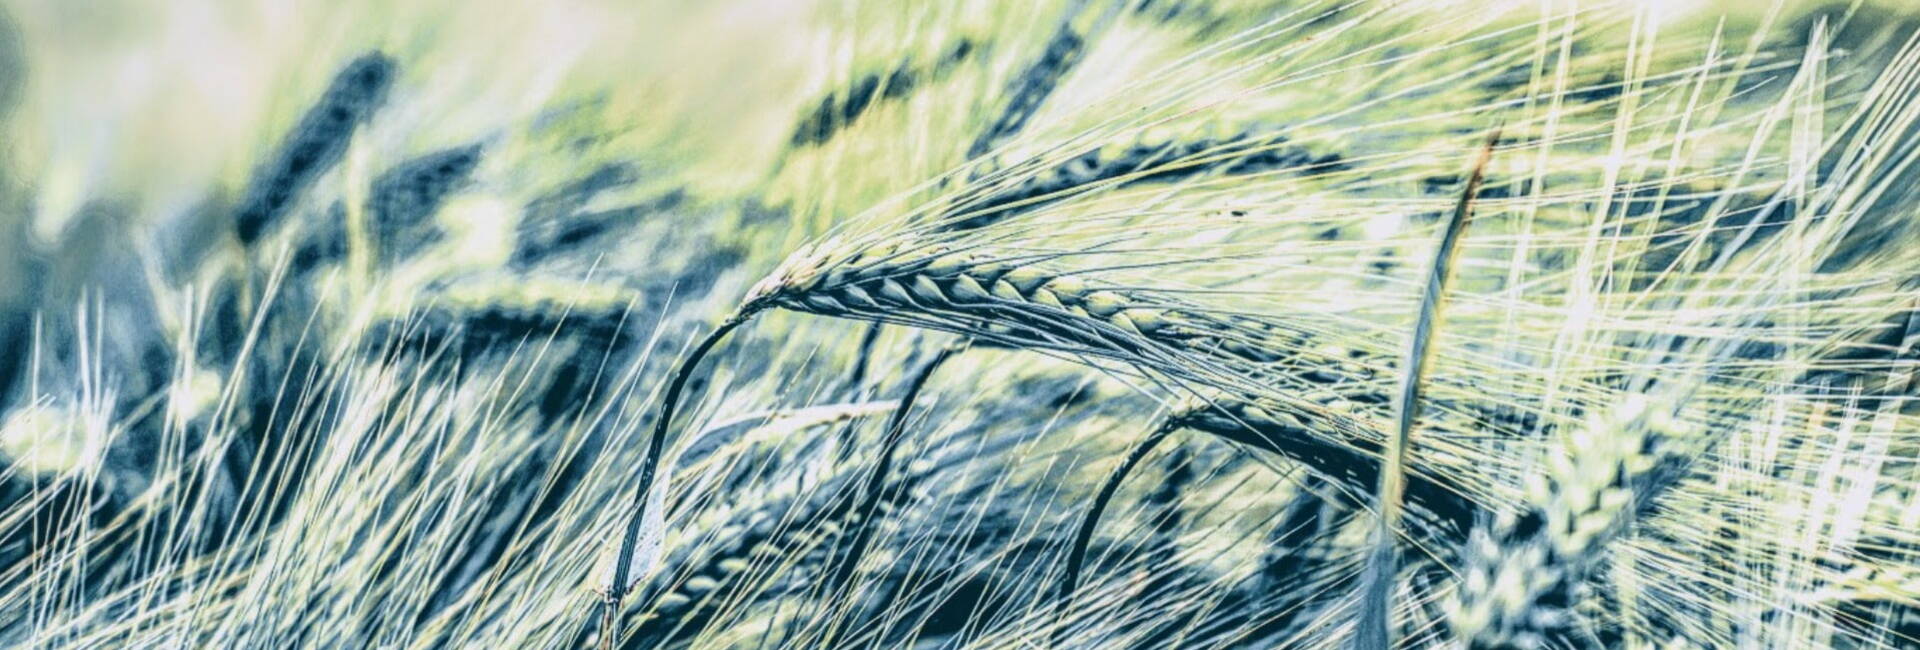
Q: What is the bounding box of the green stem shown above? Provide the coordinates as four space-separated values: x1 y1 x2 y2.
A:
818 341 964 648
1356 127 1498 650
599 309 755 650
1054 420 1176 642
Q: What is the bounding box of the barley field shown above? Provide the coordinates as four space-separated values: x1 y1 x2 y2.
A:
3 1 1920 648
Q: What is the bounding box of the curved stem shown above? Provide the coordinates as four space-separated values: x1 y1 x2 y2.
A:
599 309 755 650
835 322 887 464
1054 420 1177 640
818 341 964 648
844 322 885 396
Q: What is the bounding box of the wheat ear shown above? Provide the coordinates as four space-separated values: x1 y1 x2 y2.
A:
744 240 1486 532
1447 396 1690 648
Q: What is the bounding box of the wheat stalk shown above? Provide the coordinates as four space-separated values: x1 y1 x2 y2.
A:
1054 417 1177 642
815 341 963 648
1355 125 1499 650
599 314 752 650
